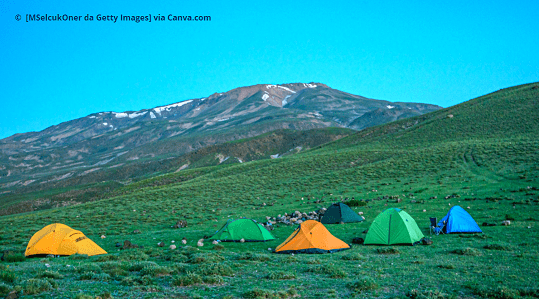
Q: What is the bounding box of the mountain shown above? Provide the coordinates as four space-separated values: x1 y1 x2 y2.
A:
0 82 440 207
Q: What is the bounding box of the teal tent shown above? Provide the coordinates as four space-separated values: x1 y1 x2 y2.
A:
321 202 363 224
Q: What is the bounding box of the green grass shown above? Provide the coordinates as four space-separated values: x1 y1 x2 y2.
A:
0 82 538 297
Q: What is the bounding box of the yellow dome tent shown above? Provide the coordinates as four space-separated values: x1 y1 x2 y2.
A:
275 220 350 254
25 223 107 257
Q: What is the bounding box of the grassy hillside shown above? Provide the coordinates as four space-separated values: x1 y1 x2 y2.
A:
0 83 538 298
0 128 353 216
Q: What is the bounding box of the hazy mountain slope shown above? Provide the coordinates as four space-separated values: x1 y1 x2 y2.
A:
0 127 353 215
0 83 440 194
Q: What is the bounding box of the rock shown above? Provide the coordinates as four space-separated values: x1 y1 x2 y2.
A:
396 198 402 203
170 245 177 250
423 209 426 212
122 240 138 249
173 220 188 228
422 238 433 245
358 212 363 215
181 238 187 245
212 240 219 245
240 238 245 243
158 242 165 247
361 216 365 220
340 221 345 224
115 242 121 247
297 220 303 224
447 114 454 118
502 220 511 226
352 237 364 244
101 235 106 239
197 241 204 247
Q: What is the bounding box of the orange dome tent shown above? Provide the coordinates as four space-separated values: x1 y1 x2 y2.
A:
275 220 350 254
25 223 107 257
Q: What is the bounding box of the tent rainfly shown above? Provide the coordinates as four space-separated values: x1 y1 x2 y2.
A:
210 219 275 242
275 220 350 254
364 208 424 245
25 223 107 257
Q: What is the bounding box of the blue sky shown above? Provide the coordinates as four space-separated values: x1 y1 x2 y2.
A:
1 1 538 139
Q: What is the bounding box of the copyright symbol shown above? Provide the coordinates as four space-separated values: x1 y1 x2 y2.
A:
15 14 21 21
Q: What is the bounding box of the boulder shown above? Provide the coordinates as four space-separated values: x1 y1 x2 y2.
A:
158 242 165 247
122 240 138 249
169 245 177 250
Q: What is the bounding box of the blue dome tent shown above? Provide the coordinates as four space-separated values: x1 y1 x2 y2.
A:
437 206 482 234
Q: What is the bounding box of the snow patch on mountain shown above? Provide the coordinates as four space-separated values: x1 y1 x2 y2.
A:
89 116 96 119
387 105 395 109
150 112 156 119
277 86 296 93
262 94 269 101
153 100 193 114
282 95 291 106
113 112 128 118
129 111 147 118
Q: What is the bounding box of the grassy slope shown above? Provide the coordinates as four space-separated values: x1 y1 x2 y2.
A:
0 83 538 298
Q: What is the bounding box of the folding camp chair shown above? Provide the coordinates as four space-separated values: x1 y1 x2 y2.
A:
429 217 445 235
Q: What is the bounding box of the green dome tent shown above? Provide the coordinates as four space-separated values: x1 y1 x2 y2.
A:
364 208 424 245
210 219 275 242
321 202 364 224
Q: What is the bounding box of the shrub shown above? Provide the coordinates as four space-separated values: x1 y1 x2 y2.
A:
348 199 367 207
172 273 203 286
341 253 365 260
0 283 11 296
306 264 347 278
119 249 149 261
79 272 111 281
202 275 224 285
128 261 158 272
267 271 296 280
375 247 400 254
452 248 481 256
74 294 94 299
483 244 512 251
347 276 379 292
243 288 272 299
187 253 224 264
2 253 25 263
23 278 53 295
468 285 521 299
237 253 270 262
69 254 89 260
407 288 455 299
0 270 15 283
140 265 171 277
76 263 102 273
196 263 233 276
38 270 64 279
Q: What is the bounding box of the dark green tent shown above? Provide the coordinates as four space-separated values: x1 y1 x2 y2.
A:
364 208 424 245
210 219 275 242
321 202 363 224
